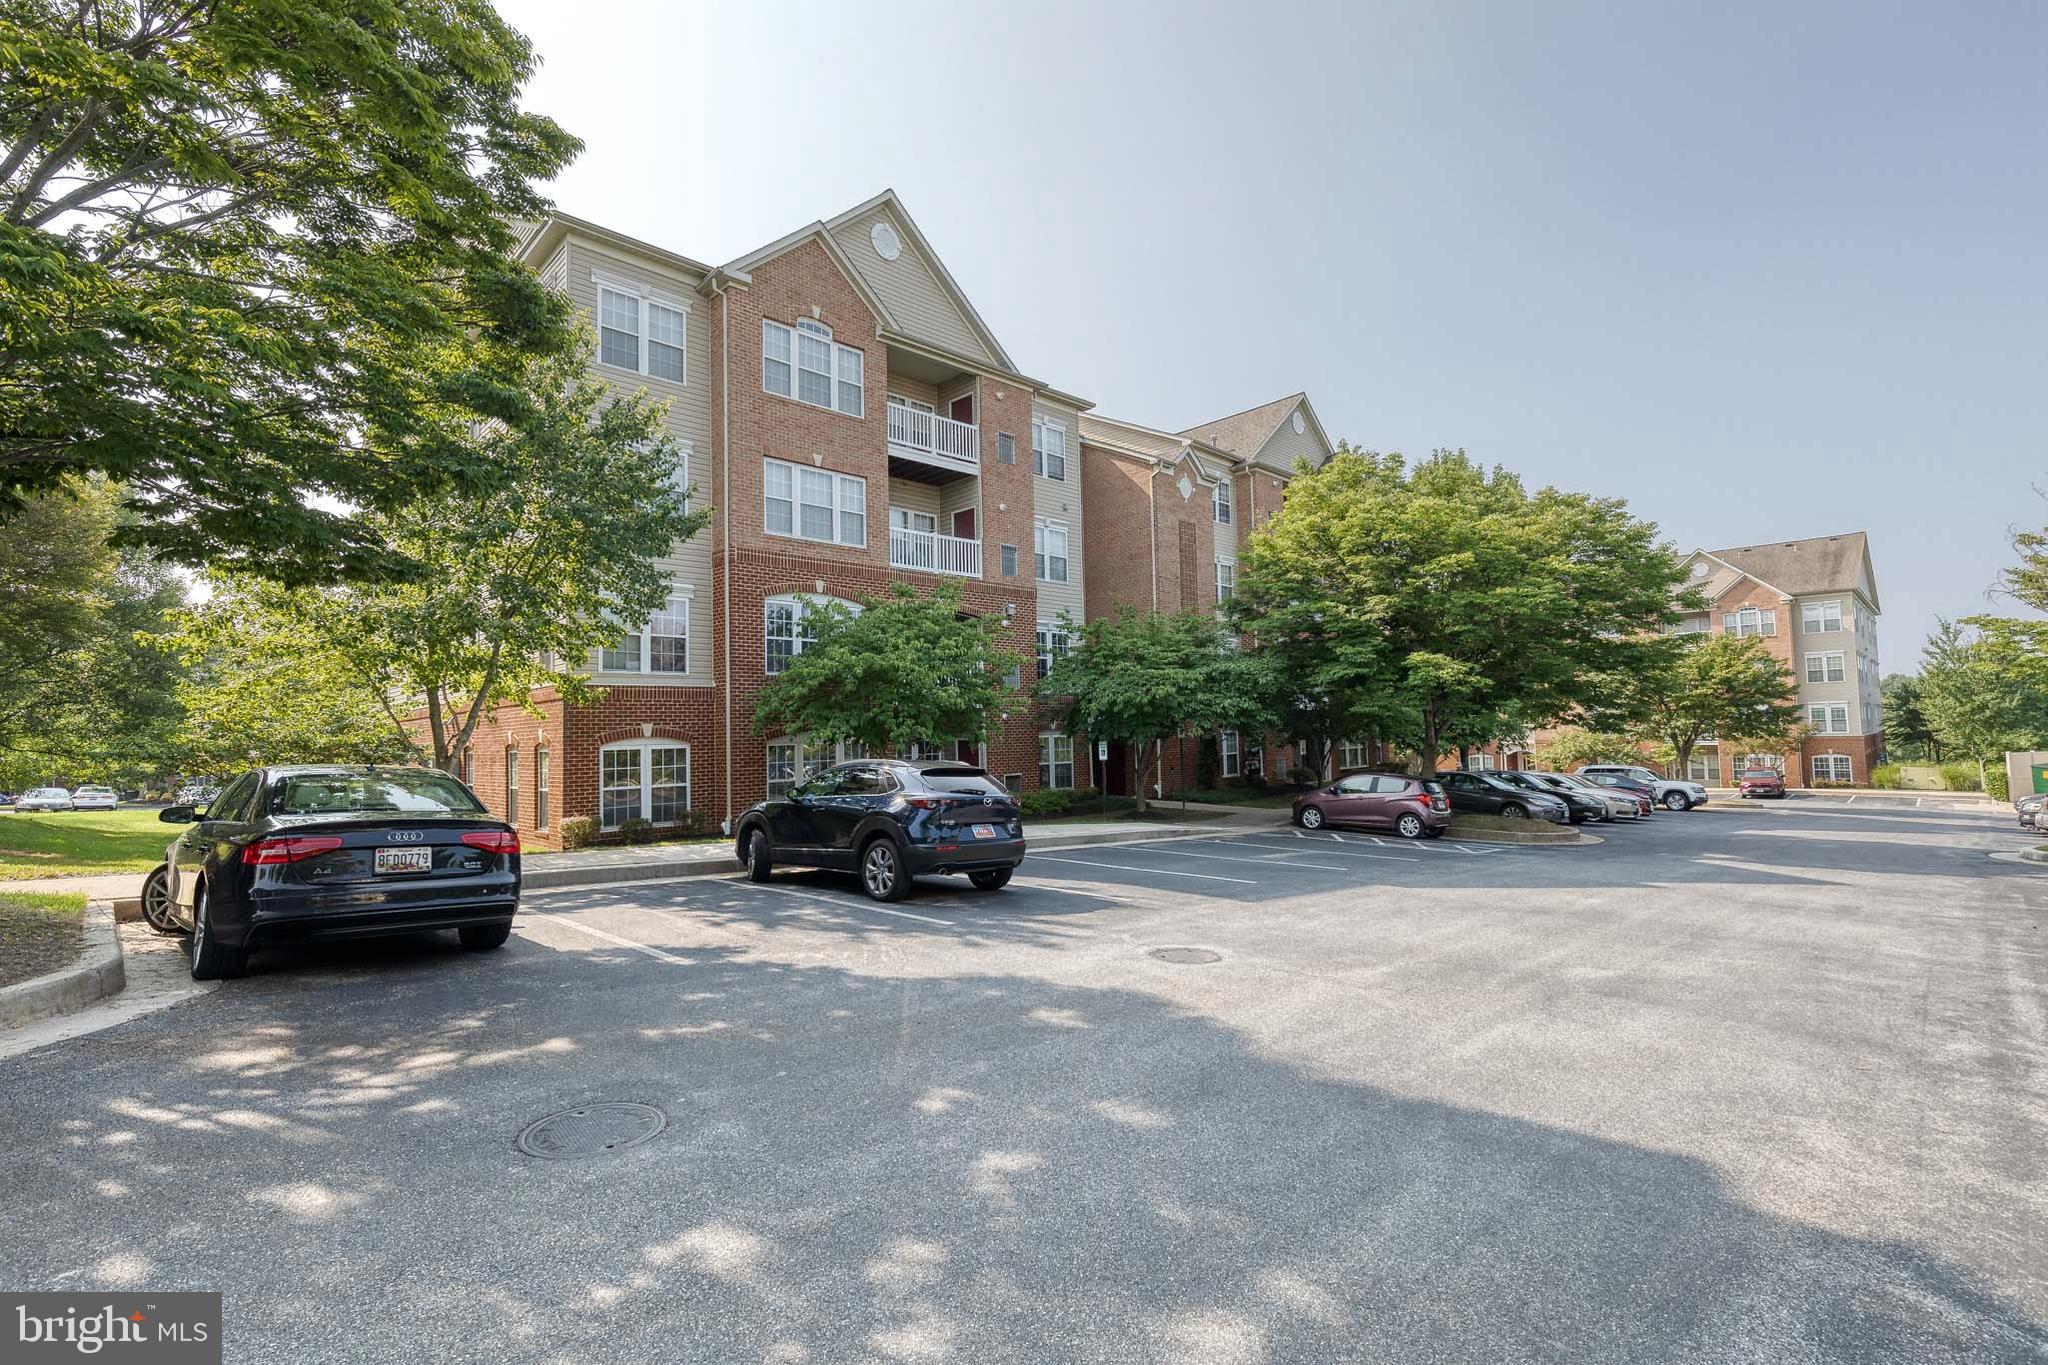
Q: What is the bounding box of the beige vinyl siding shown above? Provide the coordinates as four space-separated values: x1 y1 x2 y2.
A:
1033 400 1085 625
887 376 941 409
829 206 995 365
887 479 943 523
586 557 708 686
937 479 979 539
564 235 716 687
537 240 569 295
1078 415 1182 461
1251 403 1329 470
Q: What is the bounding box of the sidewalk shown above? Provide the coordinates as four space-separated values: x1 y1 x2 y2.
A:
1702 786 1994 808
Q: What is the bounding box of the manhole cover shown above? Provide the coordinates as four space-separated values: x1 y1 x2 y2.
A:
1147 947 1222 965
516 1102 668 1159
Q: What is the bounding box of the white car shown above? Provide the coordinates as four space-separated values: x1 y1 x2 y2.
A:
70 785 119 811
15 787 75 812
1576 764 1710 812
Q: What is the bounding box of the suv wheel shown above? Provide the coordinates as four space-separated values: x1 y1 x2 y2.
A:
1664 791 1691 811
1297 805 1325 830
1394 812 1425 839
860 837 910 902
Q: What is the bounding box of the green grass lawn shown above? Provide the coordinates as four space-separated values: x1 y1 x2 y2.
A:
0 891 87 988
0 809 172 881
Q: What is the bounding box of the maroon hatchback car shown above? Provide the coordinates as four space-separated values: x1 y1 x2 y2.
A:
1293 773 1451 838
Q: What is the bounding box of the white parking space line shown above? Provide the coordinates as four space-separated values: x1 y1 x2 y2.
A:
1105 846 1352 872
733 879 953 926
1027 854 1256 884
522 911 693 964
1199 836 1424 863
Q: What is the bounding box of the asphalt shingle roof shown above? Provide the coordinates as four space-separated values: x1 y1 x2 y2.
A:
1706 533 1870 597
1176 394 1304 458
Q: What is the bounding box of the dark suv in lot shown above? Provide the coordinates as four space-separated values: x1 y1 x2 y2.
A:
733 760 1025 901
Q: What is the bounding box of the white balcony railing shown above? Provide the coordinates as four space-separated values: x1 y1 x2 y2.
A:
889 524 982 578
887 404 979 465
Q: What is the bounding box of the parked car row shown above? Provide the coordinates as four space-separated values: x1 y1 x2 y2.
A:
2018 793 2043 832
1291 763 1711 835
5 786 120 812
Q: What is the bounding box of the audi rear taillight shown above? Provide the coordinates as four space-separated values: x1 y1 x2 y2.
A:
461 830 520 856
242 835 344 865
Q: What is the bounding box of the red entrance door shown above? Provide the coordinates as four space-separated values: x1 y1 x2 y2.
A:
949 395 974 426
952 508 975 540
1104 743 1130 796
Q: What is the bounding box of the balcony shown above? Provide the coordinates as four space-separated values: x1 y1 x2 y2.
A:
887 403 979 476
889 522 982 578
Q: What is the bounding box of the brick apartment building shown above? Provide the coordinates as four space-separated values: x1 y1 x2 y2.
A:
453 191 1333 846
1476 532 1885 786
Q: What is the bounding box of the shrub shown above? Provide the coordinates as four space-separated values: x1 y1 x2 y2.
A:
1939 763 1982 792
1019 788 1074 816
1986 767 2010 802
558 817 597 850
1241 769 1268 791
1869 764 1902 789
616 817 655 844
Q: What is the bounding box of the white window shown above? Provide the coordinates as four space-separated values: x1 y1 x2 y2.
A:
1214 479 1232 525
1039 733 1074 790
764 595 858 675
1668 614 1710 635
1034 518 1069 583
1220 729 1241 778
765 742 798 797
598 741 691 829
764 458 865 547
1802 600 1843 633
1338 740 1368 769
1808 704 1850 734
1805 652 1846 684
1723 606 1777 638
505 749 519 824
903 739 947 762
597 283 687 383
768 736 869 793
1032 418 1067 480
1466 753 1497 771
1035 623 1071 680
535 749 550 829
1686 754 1720 784
602 582 690 674
761 318 861 416
1214 558 1235 603
1812 754 1854 784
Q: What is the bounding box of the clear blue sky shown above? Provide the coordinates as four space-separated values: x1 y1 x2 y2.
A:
496 0 2047 669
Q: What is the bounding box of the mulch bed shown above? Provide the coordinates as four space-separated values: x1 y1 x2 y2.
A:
0 895 86 990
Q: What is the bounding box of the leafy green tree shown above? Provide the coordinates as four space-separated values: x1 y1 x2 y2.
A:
1919 619 2043 789
2 0 581 581
1036 609 1274 809
751 583 1020 756
1233 447 1690 768
1532 728 1643 772
1624 633 1802 777
175 340 703 772
1880 673 1936 761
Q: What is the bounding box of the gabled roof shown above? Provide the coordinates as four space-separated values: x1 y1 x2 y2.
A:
1178 392 1334 471
1078 413 1227 485
822 190 1016 373
1699 533 1878 610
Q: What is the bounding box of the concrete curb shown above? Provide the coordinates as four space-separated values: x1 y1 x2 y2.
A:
0 900 125 1030
521 824 1208 893
2019 848 2048 866
1444 824 1585 845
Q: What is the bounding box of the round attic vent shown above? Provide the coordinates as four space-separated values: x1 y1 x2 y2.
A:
1292 410 1307 434
870 222 902 261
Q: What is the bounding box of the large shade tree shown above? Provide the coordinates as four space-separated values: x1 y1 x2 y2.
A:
1233 447 1690 768
751 583 1020 757
175 340 703 773
1624 632 1803 777
1036 609 1274 809
2 0 581 581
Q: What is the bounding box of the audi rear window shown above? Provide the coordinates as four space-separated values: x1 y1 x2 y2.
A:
271 773 485 816
919 767 1007 796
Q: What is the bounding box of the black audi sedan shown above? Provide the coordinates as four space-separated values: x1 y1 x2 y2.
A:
733 760 1025 901
158 765 520 980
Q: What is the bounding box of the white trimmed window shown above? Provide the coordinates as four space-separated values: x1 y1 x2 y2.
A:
1812 754 1853 783
1808 703 1850 734
762 318 862 416
535 749 551 829
597 282 687 383
602 583 691 674
764 458 866 547
1466 752 1497 770
1032 418 1067 480
505 748 519 824
903 739 948 762
1802 600 1843 633
1723 606 1777 638
598 741 691 830
1805 651 1846 684
1034 518 1069 583
1220 729 1241 778
1035 622 1071 680
1338 740 1368 769
764 737 867 797
764 595 858 675
1215 558 1235 603
1214 479 1232 525
1039 733 1074 790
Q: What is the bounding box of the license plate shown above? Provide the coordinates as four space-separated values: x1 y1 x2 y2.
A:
970 824 997 840
374 847 433 874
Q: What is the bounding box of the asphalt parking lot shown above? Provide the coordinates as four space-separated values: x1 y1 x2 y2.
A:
1 802 2043 1363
